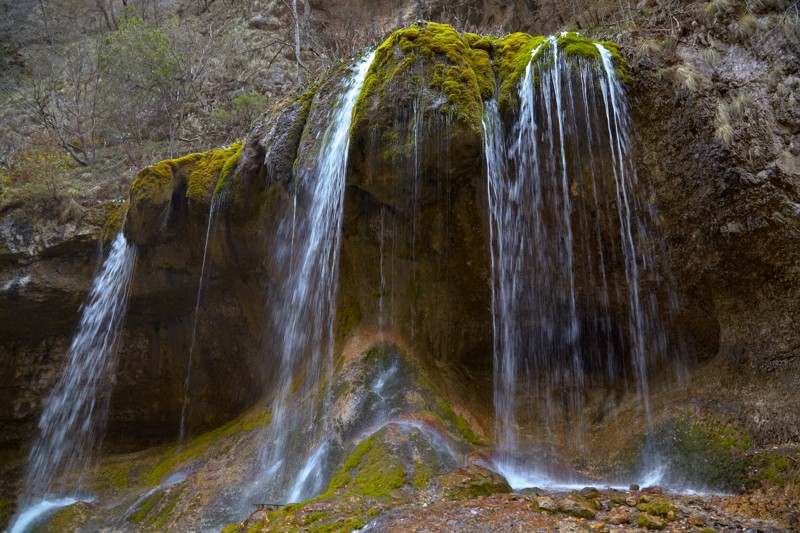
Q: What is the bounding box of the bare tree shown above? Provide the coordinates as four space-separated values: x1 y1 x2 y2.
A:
20 43 102 166
94 0 118 30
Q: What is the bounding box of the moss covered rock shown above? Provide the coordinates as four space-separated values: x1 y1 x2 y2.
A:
123 144 241 245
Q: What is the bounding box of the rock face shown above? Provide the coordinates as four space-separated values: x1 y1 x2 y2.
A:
628 25 800 448
1 11 800 531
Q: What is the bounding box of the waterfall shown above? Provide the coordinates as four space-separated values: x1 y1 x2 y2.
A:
485 37 679 486
260 50 376 502
11 233 136 532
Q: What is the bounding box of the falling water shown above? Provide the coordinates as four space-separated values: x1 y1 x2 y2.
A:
261 50 376 502
179 196 219 443
485 37 678 485
11 233 136 531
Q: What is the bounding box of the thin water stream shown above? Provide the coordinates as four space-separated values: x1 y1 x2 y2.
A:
179 196 220 443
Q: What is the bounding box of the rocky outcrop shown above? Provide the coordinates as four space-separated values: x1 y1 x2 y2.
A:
2 11 800 530
628 12 800 449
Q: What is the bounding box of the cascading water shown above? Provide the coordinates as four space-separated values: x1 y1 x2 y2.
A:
10 233 136 532
260 50 376 502
485 36 681 487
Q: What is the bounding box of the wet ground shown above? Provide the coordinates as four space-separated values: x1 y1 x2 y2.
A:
359 487 795 532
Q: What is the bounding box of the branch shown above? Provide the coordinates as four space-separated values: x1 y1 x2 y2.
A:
761 0 799 43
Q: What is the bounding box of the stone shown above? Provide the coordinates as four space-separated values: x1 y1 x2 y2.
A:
688 514 706 526
535 496 557 512
637 513 666 530
558 497 597 520
247 15 283 31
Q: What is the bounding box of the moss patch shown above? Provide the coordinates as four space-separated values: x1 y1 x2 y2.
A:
101 201 128 242
214 143 244 196
353 22 496 135
130 490 162 524
128 143 242 221
558 32 602 61
143 405 271 486
642 414 752 492
637 496 675 518
35 501 93 532
324 434 405 498
237 496 377 533
495 34 545 115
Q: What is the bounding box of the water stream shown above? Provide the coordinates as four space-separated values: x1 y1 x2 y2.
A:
179 196 219 443
485 38 680 486
10 233 137 532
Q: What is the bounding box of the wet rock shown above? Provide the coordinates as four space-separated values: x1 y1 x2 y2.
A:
637 512 666 529
636 496 675 518
558 496 597 520
688 514 706 526
437 465 512 500
533 496 557 512
607 506 634 524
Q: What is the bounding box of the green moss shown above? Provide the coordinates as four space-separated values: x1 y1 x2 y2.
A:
186 144 241 205
245 519 268 532
637 496 674 518
130 491 162 524
598 40 630 82
35 502 91 532
495 34 544 114
473 36 497 53
353 22 495 135
439 465 512 499
436 398 484 446
412 462 435 489
637 513 666 529
91 459 131 492
128 144 242 218
251 497 374 533
0 498 12 532
102 201 128 241
129 161 173 206
323 434 405 498
557 32 601 61
220 524 241 533
152 489 182 529
753 452 796 487
143 406 271 486
214 143 244 196
308 516 366 532
646 414 752 492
